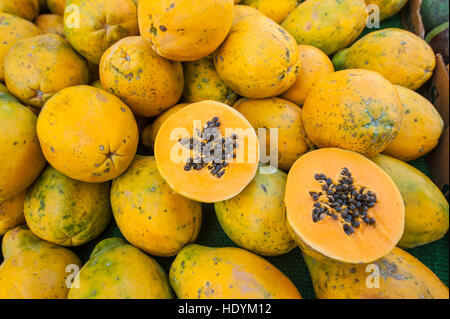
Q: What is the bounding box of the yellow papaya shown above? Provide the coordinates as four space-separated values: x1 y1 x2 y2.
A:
47 0 66 15
170 244 302 299
232 4 265 26
24 166 112 246
68 238 173 299
4 34 89 108
34 14 65 38
241 0 297 24
0 226 81 299
366 0 408 21
214 14 299 99
0 0 39 21
332 28 436 90
138 0 234 61
302 69 402 157
383 85 444 161
182 58 237 106
233 97 314 171
372 154 449 248
36 85 139 183
64 0 139 64
100 36 184 117
304 247 449 299
111 156 202 257
0 99 46 203
281 0 367 55
0 191 26 236
215 166 295 256
0 13 40 82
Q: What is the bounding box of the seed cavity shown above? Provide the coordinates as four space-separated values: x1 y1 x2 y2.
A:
309 167 378 236
178 117 238 178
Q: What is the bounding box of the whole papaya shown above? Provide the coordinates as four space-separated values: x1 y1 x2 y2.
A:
332 28 436 90
68 238 173 299
0 226 81 299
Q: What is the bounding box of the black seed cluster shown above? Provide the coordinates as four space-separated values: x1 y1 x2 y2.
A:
309 167 378 236
179 117 238 178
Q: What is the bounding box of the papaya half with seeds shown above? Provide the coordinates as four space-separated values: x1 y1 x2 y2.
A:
100 36 184 117
4 34 90 108
138 0 234 62
0 99 46 204
154 100 259 203
141 103 189 150
0 191 26 236
182 58 237 106
0 13 40 82
233 97 314 171
214 14 299 99
215 166 295 256
372 154 449 248
281 0 367 55
383 85 444 161
285 148 405 264
68 238 173 299
0 226 81 299
332 28 436 90
302 69 402 157
24 166 111 246
169 244 302 299
304 247 449 299
64 0 139 64
366 0 408 21
36 85 138 183
111 156 202 257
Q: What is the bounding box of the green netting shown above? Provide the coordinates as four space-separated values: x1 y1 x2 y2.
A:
0 14 448 299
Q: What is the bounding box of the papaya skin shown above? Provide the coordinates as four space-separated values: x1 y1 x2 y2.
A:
304 247 449 299
366 0 408 21
0 13 40 82
47 0 66 15
36 85 139 183
141 103 188 150
0 0 39 21
332 28 436 90
0 191 26 236
372 154 449 248
0 100 46 204
170 244 302 299
215 167 295 256
281 0 367 55
100 36 184 117
0 226 81 299
34 14 65 38
4 34 89 108
214 14 299 99
111 156 202 257
182 58 237 106
241 0 297 24
302 69 402 157
24 166 112 246
383 85 444 161
138 0 234 61
232 4 265 26
281 45 334 106
233 97 314 171
64 0 139 64
285 148 405 264
68 238 173 299
0 83 20 103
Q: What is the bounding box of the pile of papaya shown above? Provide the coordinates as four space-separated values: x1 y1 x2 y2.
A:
0 0 449 300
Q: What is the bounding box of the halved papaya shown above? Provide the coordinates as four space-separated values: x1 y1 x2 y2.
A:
154 100 259 203
285 148 404 264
